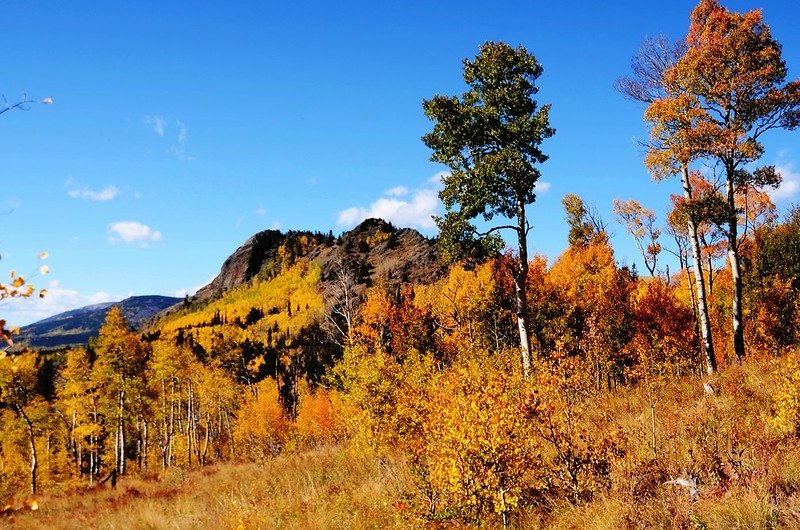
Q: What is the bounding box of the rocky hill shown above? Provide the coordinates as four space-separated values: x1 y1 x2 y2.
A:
193 218 445 306
20 219 445 350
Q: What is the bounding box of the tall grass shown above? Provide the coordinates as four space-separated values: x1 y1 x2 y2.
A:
6 358 800 529
6 447 416 529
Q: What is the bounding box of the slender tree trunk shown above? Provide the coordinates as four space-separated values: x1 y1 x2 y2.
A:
202 413 211 466
90 401 98 486
187 381 193 467
16 406 38 495
515 198 532 378
682 166 717 374
142 419 148 471
117 389 126 476
725 172 745 362
681 249 703 363
168 380 175 467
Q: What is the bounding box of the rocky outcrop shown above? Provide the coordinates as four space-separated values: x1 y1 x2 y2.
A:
194 218 446 304
194 230 284 301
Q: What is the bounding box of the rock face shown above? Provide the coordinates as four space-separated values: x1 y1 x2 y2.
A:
194 218 446 304
312 218 446 293
194 230 284 300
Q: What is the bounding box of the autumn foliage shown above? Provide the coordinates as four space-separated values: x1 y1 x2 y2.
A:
2 2 800 528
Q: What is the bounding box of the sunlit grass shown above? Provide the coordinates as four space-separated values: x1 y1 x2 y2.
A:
6 358 800 529
6 447 416 530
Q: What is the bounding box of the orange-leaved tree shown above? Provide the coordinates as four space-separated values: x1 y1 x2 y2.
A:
644 71 719 374
668 0 800 362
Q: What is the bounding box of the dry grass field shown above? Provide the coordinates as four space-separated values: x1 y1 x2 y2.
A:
5 357 800 529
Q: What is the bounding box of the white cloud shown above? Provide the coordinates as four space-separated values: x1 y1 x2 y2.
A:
338 177 441 231
145 115 167 137
2 280 116 327
68 185 119 202
108 221 163 246
336 173 549 233
770 163 800 202
255 208 266 216
385 186 408 197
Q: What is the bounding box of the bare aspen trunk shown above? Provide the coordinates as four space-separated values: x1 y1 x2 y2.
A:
89 442 95 486
516 198 533 378
90 401 98 486
202 413 211 466
187 381 193 467
682 254 703 365
726 173 745 362
192 403 201 464
682 166 717 374
142 419 148 471
117 389 126 476
17 407 38 495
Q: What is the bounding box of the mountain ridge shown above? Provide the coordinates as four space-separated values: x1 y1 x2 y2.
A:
19 218 445 349
17 295 182 350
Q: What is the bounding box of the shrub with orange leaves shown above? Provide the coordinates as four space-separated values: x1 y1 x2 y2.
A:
425 351 544 525
414 259 515 358
334 345 434 453
548 233 636 388
527 354 626 504
233 379 291 461
628 278 697 378
293 382 344 449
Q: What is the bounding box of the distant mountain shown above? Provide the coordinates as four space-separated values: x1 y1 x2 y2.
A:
18 295 181 350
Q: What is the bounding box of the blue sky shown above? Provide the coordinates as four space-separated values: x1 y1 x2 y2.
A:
2 0 799 325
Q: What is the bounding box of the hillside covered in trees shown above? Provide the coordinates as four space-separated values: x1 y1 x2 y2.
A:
3 0 800 528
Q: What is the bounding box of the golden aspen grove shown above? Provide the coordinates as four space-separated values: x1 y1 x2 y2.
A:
3 1 800 528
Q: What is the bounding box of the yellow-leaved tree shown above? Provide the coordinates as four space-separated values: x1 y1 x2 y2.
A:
91 307 150 478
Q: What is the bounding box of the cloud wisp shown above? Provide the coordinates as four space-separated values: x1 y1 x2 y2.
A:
108 221 163 246
169 120 193 161
173 275 217 298
145 115 193 161
145 115 167 137
68 185 119 202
